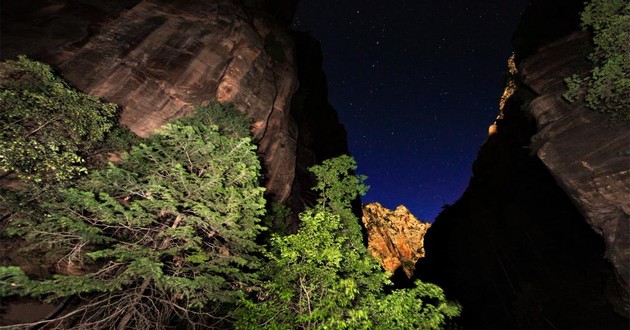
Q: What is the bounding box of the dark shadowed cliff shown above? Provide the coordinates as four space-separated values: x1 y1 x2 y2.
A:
416 0 629 328
286 31 351 212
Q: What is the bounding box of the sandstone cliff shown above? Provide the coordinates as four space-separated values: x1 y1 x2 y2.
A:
522 32 630 317
416 0 629 328
1 0 347 210
361 203 430 278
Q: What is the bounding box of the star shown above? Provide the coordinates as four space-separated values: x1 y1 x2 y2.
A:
294 0 530 220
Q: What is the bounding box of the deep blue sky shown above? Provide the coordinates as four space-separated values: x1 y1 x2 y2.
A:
292 0 530 221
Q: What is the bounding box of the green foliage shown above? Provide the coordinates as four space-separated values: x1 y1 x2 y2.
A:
310 155 369 244
96 125 142 154
0 56 118 183
262 201 292 235
186 101 252 138
0 266 31 297
564 0 630 122
310 155 368 212
235 156 460 329
0 106 267 329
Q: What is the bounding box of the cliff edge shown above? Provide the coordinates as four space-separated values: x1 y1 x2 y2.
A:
416 0 629 328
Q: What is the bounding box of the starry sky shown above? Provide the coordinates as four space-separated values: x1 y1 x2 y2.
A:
292 0 530 221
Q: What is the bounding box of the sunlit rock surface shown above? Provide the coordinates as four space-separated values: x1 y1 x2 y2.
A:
362 202 430 278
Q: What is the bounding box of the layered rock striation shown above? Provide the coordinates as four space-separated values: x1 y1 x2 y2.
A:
1 0 348 209
416 0 629 328
362 203 430 278
521 31 630 316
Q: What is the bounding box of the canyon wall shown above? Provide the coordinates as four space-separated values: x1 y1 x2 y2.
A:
417 0 629 328
522 32 630 318
0 0 348 209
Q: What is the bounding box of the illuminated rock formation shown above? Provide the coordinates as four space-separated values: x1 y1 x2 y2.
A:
1 0 348 208
361 202 430 278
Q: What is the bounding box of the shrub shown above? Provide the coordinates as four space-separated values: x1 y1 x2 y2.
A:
0 106 266 329
0 56 118 183
235 156 460 329
188 101 252 138
564 0 630 122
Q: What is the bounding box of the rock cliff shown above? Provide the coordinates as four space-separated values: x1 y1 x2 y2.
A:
285 31 352 213
361 203 430 278
1 0 347 209
522 32 630 317
416 0 629 328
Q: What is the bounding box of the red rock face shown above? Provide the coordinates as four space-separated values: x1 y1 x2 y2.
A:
362 202 430 278
2 0 299 202
521 31 630 316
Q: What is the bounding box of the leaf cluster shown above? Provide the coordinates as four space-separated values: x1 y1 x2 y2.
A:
0 106 267 329
564 0 630 122
185 101 252 139
235 156 460 329
0 56 118 183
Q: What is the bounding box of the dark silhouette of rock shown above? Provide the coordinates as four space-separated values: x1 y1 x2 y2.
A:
416 1 629 327
512 0 584 62
285 31 351 215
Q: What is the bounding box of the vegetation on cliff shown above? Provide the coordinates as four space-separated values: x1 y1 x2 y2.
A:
236 156 459 329
0 58 458 329
1 106 267 329
0 56 119 183
564 0 630 122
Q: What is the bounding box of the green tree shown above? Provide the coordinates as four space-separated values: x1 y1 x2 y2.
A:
0 106 266 329
188 101 252 139
235 156 460 329
564 0 630 122
0 56 118 183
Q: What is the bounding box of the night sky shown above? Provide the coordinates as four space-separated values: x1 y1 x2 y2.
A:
292 0 530 221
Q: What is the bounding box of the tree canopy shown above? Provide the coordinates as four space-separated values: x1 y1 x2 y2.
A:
0 56 118 183
235 156 460 329
0 58 458 329
0 106 266 329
